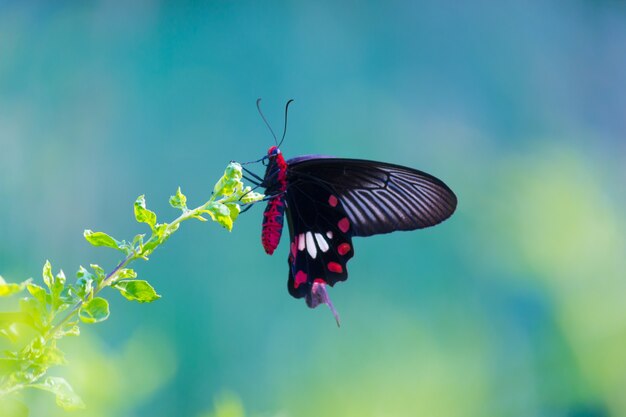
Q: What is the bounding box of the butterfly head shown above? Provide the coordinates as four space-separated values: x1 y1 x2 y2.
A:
267 146 281 157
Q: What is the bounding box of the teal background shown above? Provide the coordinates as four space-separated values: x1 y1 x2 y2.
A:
1 1 626 416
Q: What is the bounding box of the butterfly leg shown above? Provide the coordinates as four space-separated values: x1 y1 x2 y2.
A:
239 191 286 213
241 166 265 185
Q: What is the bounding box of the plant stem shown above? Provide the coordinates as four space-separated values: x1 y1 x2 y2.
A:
43 195 218 341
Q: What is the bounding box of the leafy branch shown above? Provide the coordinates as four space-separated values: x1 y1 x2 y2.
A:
0 162 263 411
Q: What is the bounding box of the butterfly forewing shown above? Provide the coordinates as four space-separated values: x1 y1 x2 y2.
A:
286 156 457 237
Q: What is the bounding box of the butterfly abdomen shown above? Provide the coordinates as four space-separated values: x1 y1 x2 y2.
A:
261 147 288 255
262 197 285 255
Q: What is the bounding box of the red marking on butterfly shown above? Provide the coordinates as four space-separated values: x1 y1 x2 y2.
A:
294 270 308 288
337 243 351 256
327 262 343 273
328 195 338 207
338 217 350 233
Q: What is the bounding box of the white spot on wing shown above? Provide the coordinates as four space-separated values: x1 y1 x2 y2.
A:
298 233 306 251
305 232 317 259
315 233 329 252
326 231 333 239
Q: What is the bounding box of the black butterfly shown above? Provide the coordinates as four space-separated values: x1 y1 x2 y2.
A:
241 100 457 324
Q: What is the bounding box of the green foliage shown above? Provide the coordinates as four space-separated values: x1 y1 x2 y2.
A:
31 377 85 410
78 298 110 324
113 280 160 303
0 162 263 412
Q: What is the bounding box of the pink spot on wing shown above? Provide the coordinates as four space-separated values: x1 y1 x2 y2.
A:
294 271 308 288
327 262 343 273
328 195 338 207
338 217 350 233
314 278 325 284
337 243 351 256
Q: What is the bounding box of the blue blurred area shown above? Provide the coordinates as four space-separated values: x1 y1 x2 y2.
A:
1 1 625 416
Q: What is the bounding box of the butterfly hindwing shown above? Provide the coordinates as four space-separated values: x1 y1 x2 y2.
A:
284 179 355 303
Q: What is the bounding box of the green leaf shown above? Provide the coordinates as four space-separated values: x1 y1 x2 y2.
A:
27 283 47 305
0 312 35 339
169 186 188 210
107 268 136 286
203 202 234 231
59 321 80 337
78 297 110 323
90 264 106 286
32 377 85 410
134 195 157 229
83 230 121 250
114 280 161 303
40 344 67 366
213 163 243 197
133 233 145 245
52 270 66 299
0 357 22 376
118 268 137 279
43 260 54 289
75 266 94 298
239 186 265 204
19 298 45 328
0 276 30 297
226 202 240 224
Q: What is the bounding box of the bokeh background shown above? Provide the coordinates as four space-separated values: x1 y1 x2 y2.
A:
1 1 626 416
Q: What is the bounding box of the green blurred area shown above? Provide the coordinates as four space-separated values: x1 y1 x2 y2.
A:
1 1 625 416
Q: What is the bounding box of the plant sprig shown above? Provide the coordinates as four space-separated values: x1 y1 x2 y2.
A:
0 162 263 411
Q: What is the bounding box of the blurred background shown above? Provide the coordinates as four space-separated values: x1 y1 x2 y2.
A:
1 1 625 416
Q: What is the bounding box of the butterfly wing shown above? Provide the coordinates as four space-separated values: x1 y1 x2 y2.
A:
281 156 456 321
286 156 457 237
284 178 355 300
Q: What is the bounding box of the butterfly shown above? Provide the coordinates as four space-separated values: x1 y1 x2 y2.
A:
241 100 457 325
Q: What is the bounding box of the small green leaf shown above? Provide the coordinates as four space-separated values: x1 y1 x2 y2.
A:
74 266 94 298
79 297 110 323
41 344 67 366
226 202 240 224
134 195 157 229
90 264 106 286
169 187 188 210
153 223 169 239
32 377 85 410
203 202 234 231
20 298 45 328
53 270 66 298
213 163 244 197
0 357 22 376
83 229 121 250
118 268 137 279
27 283 47 305
0 276 30 297
239 186 265 204
43 260 54 289
59 320 80 337
133 233 145 245
114 280 161 303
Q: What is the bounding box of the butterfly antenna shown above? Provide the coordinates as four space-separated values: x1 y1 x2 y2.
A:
256 98 278 146
277 99 295 148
